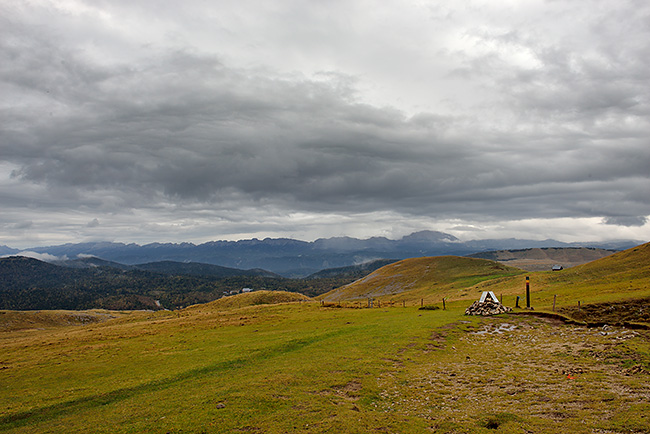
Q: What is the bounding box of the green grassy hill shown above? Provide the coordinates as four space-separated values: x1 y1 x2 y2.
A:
319 256 524 304
319 242 650 310
0 310 119 332
187 290 312 311
478 241 650 309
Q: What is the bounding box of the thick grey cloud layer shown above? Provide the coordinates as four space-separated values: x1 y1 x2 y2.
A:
1 0 649 247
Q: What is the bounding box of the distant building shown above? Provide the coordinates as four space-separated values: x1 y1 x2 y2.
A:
552 265 563 271
242 288 253 293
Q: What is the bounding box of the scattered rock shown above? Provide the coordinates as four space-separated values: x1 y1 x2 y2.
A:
465 299 512 316
622 364 648 376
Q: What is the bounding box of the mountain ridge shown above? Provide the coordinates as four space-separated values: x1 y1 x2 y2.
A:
3 231 643 277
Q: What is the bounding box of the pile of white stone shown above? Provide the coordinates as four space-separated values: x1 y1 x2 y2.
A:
465 291 512 316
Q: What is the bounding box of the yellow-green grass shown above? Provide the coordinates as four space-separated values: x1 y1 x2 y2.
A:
320 242 650 314
1 244 649 433
483 241 650 311
189 290 312 311
1 302 460 433
319 256 524 305
1 302 649 433
0 310 134 332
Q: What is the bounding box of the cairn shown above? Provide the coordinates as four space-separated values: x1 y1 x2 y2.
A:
465 291 512 316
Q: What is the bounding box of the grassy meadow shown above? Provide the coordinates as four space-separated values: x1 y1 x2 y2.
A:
322 242 650 312
1 242 649 433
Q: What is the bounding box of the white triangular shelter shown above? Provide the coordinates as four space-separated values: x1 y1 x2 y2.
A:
479 291 499 303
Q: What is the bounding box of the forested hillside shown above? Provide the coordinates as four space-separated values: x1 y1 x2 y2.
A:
0 256 369 310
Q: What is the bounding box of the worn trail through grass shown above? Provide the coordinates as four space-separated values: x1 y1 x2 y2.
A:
0 325 352 430
2 302 649 433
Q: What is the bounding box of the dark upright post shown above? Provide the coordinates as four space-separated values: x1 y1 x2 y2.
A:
525 276 530 309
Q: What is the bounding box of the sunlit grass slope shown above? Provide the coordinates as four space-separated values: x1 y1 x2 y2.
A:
318 242 650 311
319 256 524 304
0 309 122 332
187 290 312 311
489 241 650 309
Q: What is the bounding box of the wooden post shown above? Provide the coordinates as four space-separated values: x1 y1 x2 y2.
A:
553 295 557 312
442 298 446 310
525 276 530 308
403 300 405 308
421 299 424 307
378 300 381 308
515 296 520 308
578 301 581 310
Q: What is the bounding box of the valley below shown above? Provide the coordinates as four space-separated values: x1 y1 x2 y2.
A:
1 242 649 433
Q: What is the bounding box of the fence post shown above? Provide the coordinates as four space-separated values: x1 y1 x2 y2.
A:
553 295 557 312
442 298 446 310
525 276 530 308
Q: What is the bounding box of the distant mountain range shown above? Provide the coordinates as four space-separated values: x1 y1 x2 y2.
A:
1 230 644 277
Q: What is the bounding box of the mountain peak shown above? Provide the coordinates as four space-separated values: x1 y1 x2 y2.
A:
400 230 459 243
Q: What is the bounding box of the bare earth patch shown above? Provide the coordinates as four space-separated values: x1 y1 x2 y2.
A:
374 315 650 433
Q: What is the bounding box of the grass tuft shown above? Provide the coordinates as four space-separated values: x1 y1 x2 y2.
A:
477 412 521 430
418 305 440 310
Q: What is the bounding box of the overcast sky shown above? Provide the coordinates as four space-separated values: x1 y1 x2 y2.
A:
2 0 649 249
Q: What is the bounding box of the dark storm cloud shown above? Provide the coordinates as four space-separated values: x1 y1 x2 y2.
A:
604 216 648 227
1 0 649 246
1 22 469 213
2 36 648 219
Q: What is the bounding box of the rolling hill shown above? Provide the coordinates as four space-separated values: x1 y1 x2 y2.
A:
468 247 616 271
320 242 650 309
319 256 524 303
189 290 312 311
